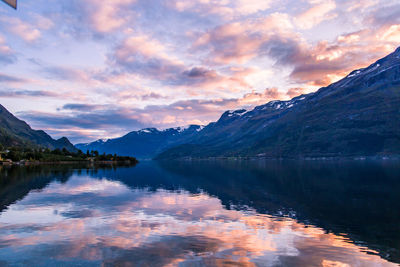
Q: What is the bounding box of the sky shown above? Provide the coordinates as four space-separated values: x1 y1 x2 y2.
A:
0 0 399 143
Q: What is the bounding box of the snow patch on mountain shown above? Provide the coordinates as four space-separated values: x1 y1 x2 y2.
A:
226 109 247 117
348 70 361 78
173 125 191 133
196 125 205 132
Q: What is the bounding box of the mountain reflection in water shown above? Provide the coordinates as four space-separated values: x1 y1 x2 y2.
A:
0 160 399 266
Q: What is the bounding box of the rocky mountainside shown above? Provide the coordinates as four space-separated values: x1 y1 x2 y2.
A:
157 47 400 159
0 104 77 151
76 125 203 159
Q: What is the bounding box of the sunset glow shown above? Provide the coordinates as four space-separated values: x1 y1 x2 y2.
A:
0 0 399 142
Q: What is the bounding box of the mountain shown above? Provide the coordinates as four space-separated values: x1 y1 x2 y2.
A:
157 47 400 159
0 104 77 152
76 125 203 159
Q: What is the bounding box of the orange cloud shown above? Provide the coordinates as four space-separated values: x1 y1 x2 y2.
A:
379 24 400 42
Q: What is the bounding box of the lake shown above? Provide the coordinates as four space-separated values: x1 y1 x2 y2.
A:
0 160 399 266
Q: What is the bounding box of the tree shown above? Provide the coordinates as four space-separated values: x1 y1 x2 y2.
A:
52 148 62 155
7 149 21 161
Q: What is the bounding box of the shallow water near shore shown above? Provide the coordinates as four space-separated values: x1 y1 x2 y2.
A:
0 160 399 266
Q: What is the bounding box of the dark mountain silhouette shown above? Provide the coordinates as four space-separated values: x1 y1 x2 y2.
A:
0 104 77 151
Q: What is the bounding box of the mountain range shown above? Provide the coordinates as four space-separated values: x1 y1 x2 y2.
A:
0 104 77 152
76 125 203 159
79 47 400 159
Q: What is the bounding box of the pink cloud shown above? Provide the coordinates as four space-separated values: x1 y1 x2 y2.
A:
0 89 58 98
110 33 254 96
378 24 400 42
0 17 41 42
178 66 252 95
0 35 12 54
170 0 272 19
193 22 263 64
233 0 272 15
115 34 171 61
44 66 91 82
0 34 15 64
85 0 137 33
192 7 400 88
346 0 379 12
192 13 294 64
286 87 309 98
238 88 283 105
295 0 337 29
288 22 400 86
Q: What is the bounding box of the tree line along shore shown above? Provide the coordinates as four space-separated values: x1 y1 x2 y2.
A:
0 144 138 166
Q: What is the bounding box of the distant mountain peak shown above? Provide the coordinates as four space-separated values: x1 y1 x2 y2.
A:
76 124 204 159
138 128 158 134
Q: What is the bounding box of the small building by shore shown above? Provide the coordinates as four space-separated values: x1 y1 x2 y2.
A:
1 159 13 166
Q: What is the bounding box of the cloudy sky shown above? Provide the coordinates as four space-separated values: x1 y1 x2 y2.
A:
0 0 399 143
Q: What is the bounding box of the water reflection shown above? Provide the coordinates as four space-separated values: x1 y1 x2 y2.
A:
0 161 399 266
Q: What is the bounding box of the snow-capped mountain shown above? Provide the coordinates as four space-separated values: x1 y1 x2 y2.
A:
78 47 400 160
157 47 400 159
75 125 203 159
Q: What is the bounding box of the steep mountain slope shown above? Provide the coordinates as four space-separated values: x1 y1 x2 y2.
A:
0 104 77 151
76 125 203 159
157 47 400 159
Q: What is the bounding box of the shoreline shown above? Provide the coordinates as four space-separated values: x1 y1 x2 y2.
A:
155 155 400 162
0 160 137 166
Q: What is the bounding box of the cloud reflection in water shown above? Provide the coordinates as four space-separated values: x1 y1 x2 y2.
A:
0 174 396 266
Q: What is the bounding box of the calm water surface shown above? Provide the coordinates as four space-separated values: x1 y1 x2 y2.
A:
0 160 399 266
